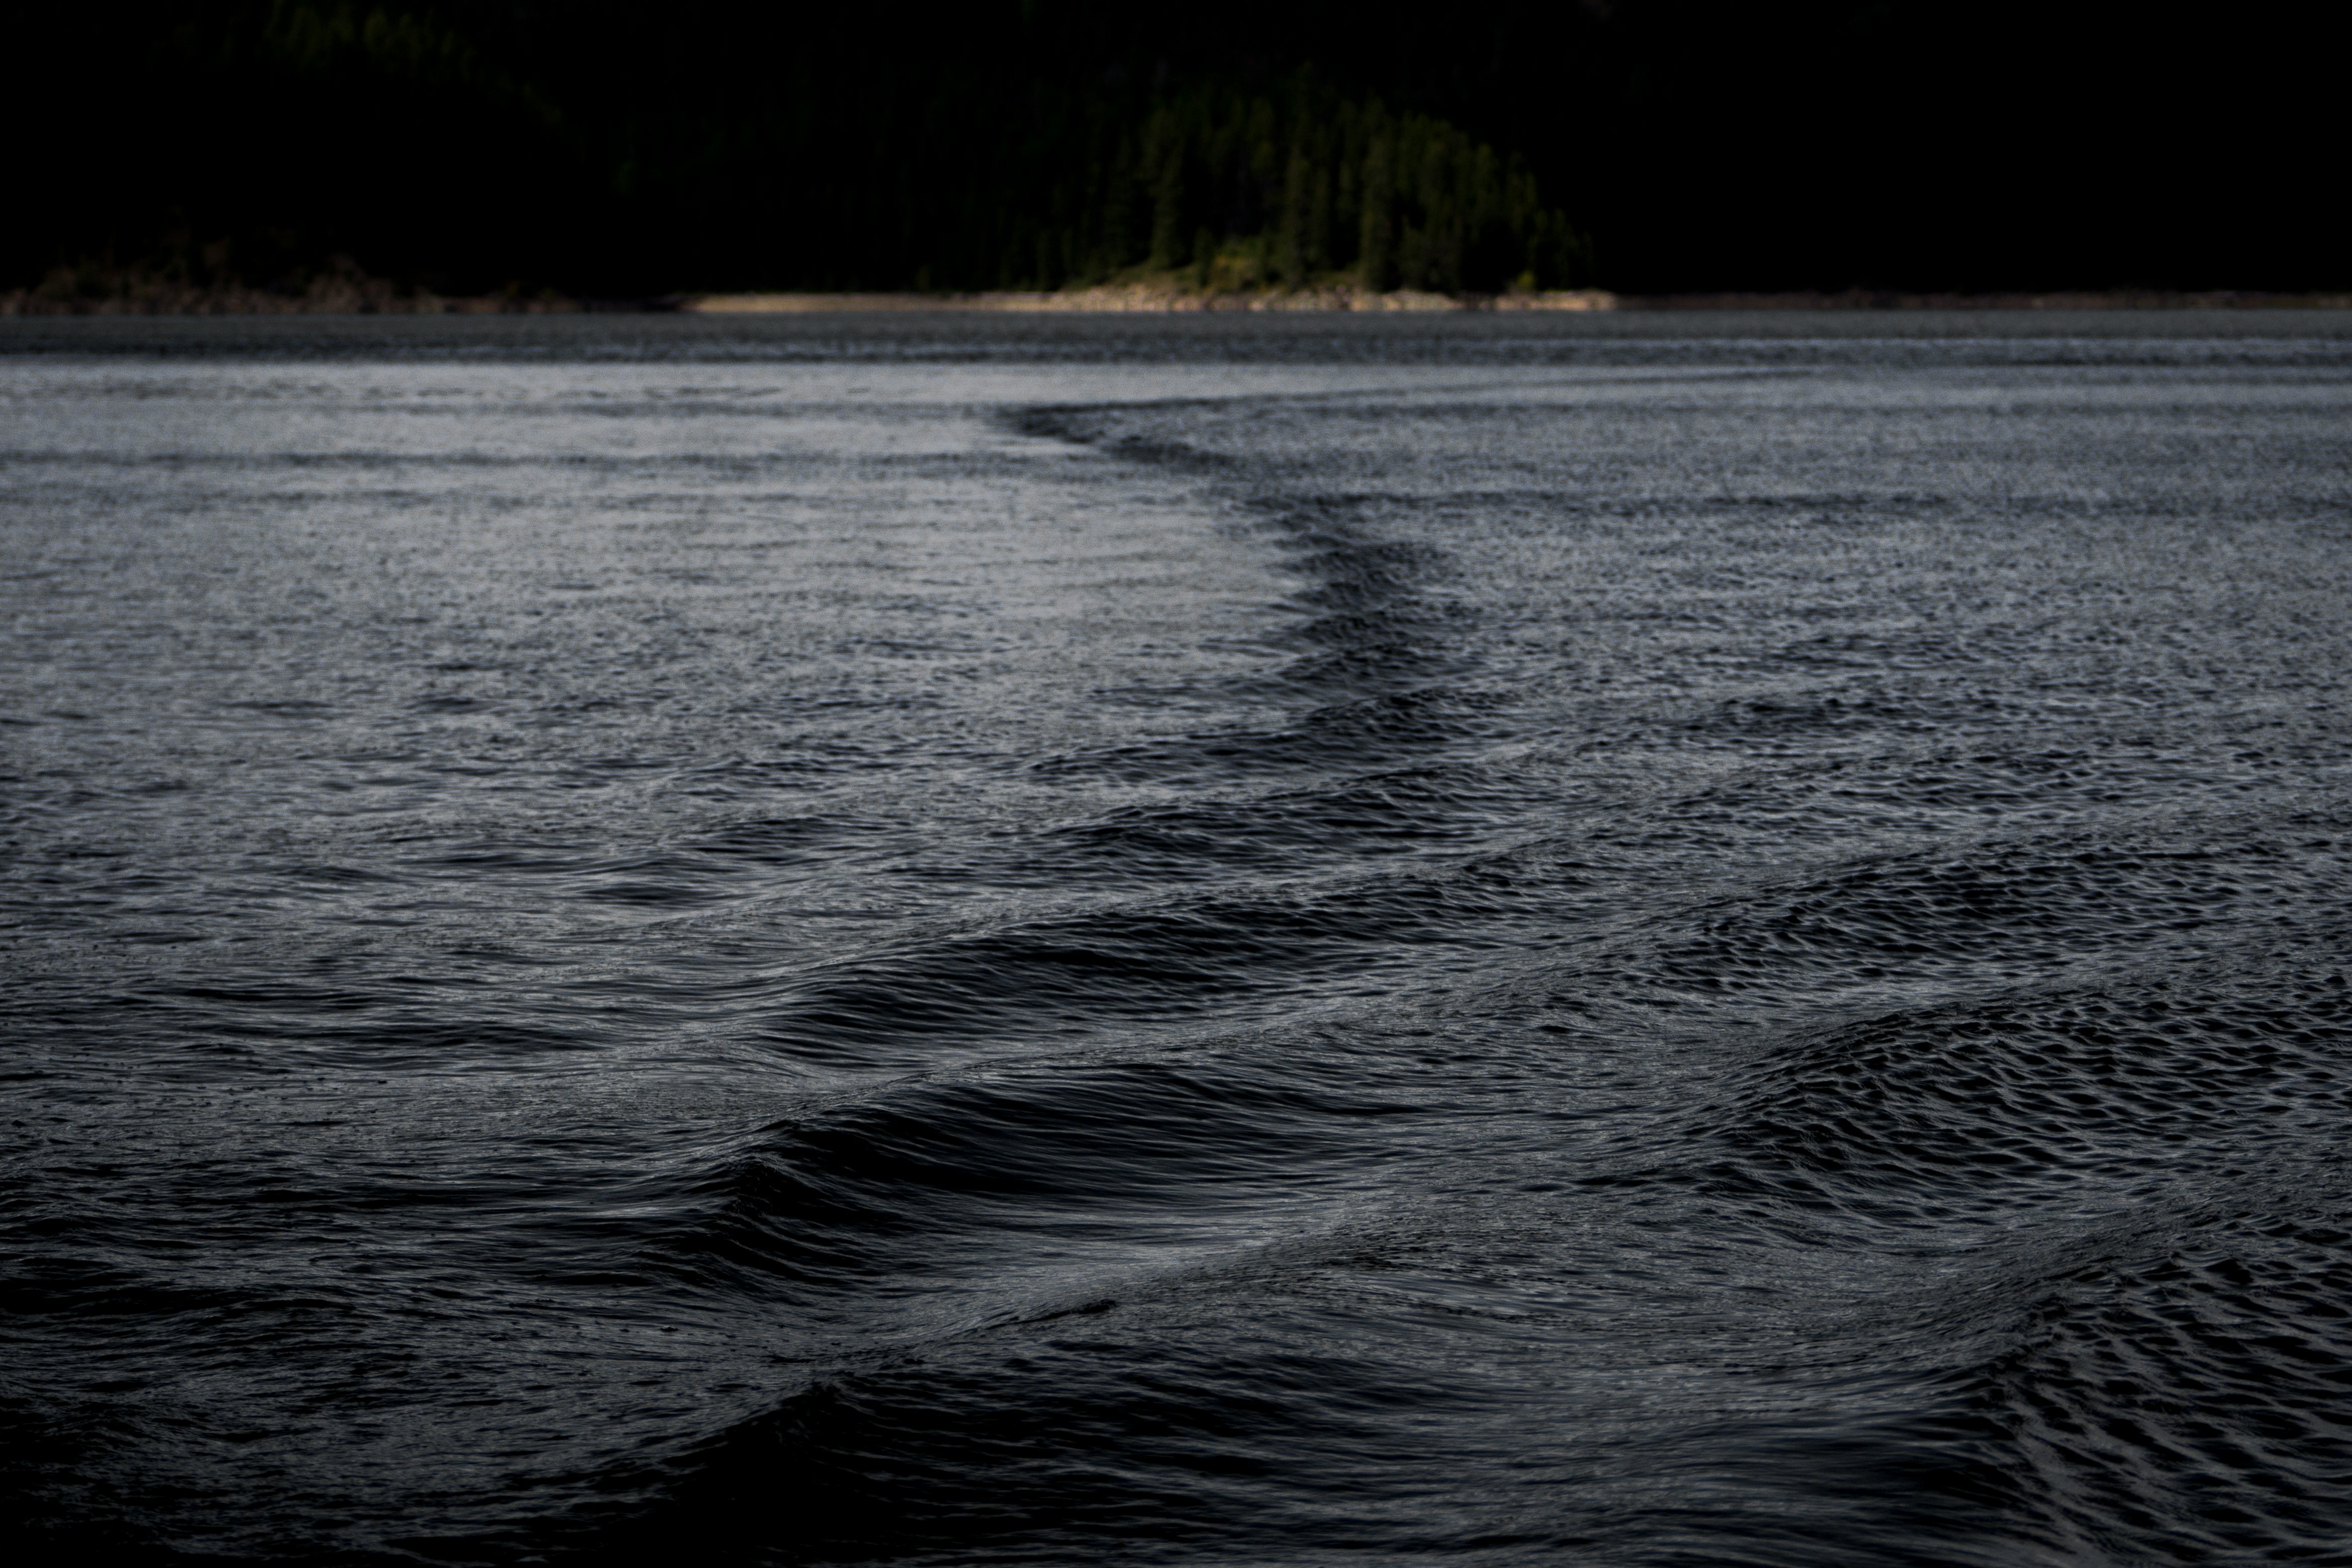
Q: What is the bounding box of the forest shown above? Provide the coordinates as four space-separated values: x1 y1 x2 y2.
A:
10 1 2341 300
12 3 1591 299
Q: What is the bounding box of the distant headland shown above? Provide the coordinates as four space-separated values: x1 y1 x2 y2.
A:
16 5 2339 326
9 270 2345 318
673 286 2352 314
674 283 1619 314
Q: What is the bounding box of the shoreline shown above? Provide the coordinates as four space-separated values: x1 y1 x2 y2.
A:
7 282 2347 317
675 285 1619 314
677 285 2352 314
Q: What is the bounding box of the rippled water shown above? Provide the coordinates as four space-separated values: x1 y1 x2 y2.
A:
6 313 2351 1564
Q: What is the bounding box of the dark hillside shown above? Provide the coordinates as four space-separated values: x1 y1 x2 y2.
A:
11 2 2340 298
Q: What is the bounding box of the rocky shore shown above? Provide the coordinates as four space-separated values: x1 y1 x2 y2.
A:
678 284 1617 313
678 285 2352 313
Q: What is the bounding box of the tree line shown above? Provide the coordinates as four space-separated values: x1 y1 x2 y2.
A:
16 1 2332 298
1044 80 1589 293
13 3 1589 299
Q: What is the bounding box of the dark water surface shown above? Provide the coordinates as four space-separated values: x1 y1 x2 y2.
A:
6 313 2352 1564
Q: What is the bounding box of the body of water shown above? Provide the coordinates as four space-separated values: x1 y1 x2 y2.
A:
6 312 2351 1564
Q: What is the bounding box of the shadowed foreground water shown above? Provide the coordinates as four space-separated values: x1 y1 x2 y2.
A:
5 313 2351 1565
